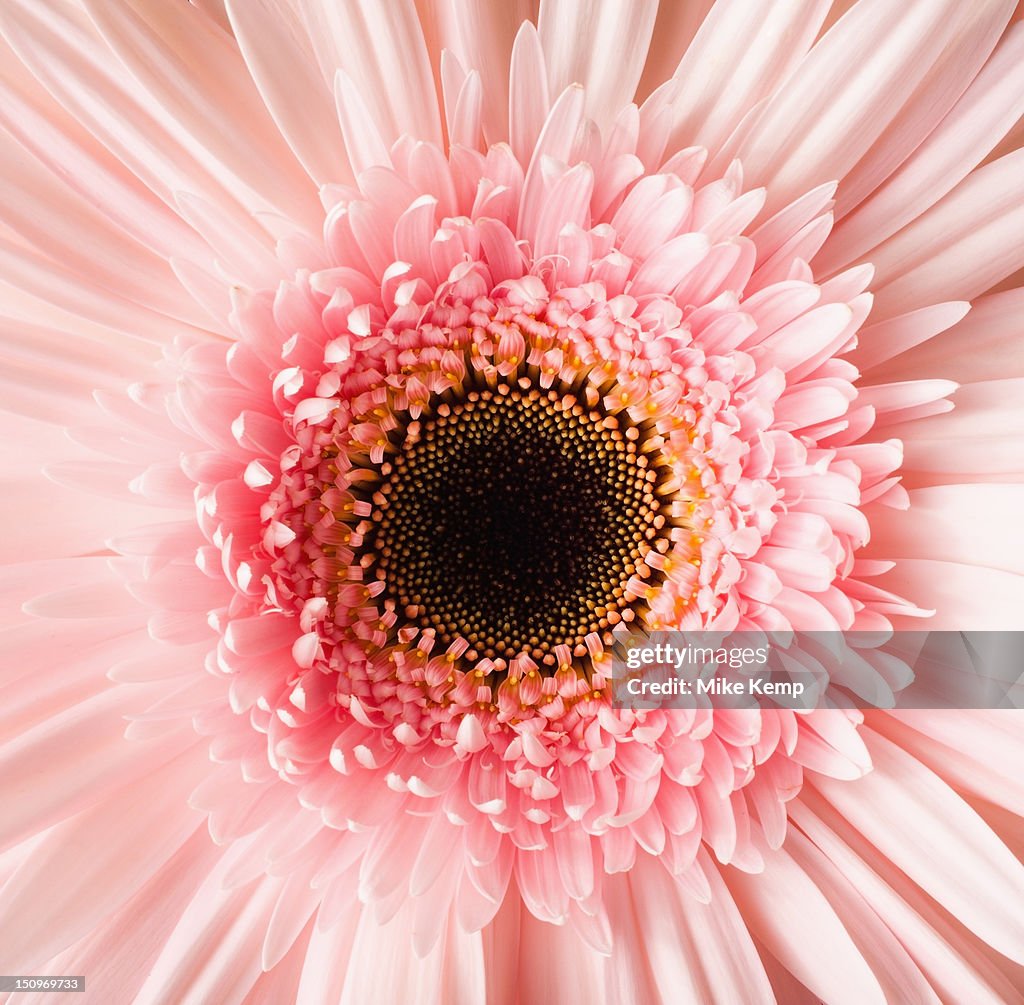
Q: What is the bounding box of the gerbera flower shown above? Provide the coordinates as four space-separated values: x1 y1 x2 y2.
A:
1 1 1023 1002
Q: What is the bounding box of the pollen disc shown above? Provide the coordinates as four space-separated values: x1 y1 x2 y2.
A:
364 382 665 664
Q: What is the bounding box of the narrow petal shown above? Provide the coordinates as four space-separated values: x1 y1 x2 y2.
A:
225 0 348 186
823 19 1024 271
726 841 887 1005
727 0 971 216
426 0 534 144
628 852 776 1003
0 747 207 971
508 21 551 168
297 0 442 149
538 0 658 134
861 150 1024 319
668 0 831 159
810 728 1024 965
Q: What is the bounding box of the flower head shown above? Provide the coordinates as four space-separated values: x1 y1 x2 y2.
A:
1 1 1023 1001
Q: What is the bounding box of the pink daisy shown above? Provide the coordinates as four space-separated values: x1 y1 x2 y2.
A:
1 1 1023 1002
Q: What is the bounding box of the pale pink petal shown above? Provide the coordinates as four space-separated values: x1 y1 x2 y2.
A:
136 858 287 1005
793 786 1024 1004
538 0 658 134
890 379 1024 480
823 20 1024 271
851 301 970 373
175 192 282 291
242 917 313 1005
296 0 442 149
12 830 225 1005
508 21 552 169
628 852 776 1003
879 560 1024 629
516 83 585 240
2 1 316 234
333 70 394 178
0 238 206 344
0 682 195 851
0 747 207 971
727 0 973 215
515 898 610 1004
224 0 348 186
78 0 320 226
636 1 714 103
726 840 887 1005
868 150 1024 319
428 0 536 145
827 1 1015 223
668 0 831 160
872 711 1024 818
866 484 1024 574
294 904 359 1005
334 898 449 1005
782 826 943 1004
876 288 1024 383
810 728 1024 965
0 320 156 427
0 51 208 263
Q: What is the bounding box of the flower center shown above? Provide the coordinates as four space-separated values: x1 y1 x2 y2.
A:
266 296 710 699
367 384 662 665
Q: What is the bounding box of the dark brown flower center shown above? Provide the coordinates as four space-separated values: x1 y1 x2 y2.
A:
361 381 667 665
